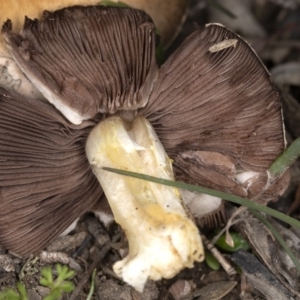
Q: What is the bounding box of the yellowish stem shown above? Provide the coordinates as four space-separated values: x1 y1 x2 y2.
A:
85 115 204 292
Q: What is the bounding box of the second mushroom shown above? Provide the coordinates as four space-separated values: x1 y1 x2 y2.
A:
0 5 290 292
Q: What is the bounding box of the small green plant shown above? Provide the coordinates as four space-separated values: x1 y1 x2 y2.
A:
40 264 75 300
0 283 27 300
0 264 75 300
205 250 220 271
215 232 250 253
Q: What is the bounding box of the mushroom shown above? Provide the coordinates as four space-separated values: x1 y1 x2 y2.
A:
0 0 187 96
1 5 290 291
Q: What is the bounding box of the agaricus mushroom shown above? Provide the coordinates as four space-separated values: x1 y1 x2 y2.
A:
1 5 290 292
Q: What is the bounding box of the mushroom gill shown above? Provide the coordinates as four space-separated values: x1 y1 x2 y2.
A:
0 0 101 98
0 0 187 97
140 23 290 203
0 5 290 292
0 87 103 255
2 6 158 124
0 0 188 47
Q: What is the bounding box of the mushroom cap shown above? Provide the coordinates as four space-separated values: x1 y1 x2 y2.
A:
0 87 103 255
2 6 158 124
140 23 290 202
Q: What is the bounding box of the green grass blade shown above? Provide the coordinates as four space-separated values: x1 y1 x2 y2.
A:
86 269 97 300
269 137 300 179
102 167 300 229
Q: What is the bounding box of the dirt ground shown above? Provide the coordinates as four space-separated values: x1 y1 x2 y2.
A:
1 0 300 299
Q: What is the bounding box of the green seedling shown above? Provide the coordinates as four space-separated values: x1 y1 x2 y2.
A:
205 250 221 271
215 232 250 253
0 283 27 300
40 264 75 300
0 264 75 300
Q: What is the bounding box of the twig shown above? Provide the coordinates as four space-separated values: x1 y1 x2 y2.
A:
71 234 93 258
211 207 247 245
69 232 121 300
201 234 236 279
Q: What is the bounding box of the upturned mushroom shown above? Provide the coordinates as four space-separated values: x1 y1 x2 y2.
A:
1 5 290 292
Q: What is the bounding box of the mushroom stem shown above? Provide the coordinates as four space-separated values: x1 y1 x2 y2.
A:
85 115 204 292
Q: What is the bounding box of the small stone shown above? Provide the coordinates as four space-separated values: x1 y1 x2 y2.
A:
0 254 15 272
46 232 88 253
97 279 133 300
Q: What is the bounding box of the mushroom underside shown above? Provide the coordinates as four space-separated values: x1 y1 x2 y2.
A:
0 5 291 293
2 6 158 124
